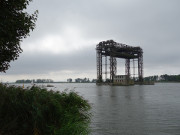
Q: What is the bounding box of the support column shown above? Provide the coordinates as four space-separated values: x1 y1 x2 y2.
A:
96 47 102 83
133 59 135 80
105 56 107 81
125 59 130 84
110 56 117 83
138 52 143 83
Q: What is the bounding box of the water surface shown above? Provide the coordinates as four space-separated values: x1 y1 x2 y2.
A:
18 83 180 135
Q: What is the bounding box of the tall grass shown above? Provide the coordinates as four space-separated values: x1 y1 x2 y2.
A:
0 84 91 135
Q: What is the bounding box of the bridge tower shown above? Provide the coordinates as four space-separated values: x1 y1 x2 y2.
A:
96 40 143 84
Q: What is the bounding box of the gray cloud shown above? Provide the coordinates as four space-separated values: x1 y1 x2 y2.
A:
1 0 180 81
6 46 96 75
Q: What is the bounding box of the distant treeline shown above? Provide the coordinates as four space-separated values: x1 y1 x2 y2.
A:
144 74 180 82
16 79 54 83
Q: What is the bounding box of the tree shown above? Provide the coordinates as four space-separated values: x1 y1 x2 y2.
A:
0 0 38 72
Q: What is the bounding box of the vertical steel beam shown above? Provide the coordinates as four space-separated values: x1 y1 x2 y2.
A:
133 59 135 80
105 56 107 81
110 56 117 83
138 51 143 83
96 45 102 83
125 59 130 83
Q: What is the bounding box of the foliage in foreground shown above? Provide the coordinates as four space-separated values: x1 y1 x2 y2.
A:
0 84 91 135
0 0 38 72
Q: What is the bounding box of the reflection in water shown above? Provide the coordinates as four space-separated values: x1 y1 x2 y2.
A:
92 86 147 135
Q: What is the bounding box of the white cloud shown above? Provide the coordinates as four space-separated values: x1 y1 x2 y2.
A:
23 26 98 54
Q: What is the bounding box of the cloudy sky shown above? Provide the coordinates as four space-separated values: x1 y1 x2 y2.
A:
1 0 180 82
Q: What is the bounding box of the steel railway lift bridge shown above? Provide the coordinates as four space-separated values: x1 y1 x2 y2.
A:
96 40 143 84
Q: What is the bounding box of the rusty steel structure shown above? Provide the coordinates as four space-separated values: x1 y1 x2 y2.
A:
96 40 143 84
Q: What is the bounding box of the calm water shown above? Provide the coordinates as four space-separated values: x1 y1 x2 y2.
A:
20 83 180 135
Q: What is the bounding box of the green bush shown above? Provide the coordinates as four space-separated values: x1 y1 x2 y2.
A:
0 84 91 135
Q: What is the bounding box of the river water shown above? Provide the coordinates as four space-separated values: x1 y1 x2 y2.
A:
21 83 180 135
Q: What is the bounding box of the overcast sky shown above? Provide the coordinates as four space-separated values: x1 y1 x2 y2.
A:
1 0 180 82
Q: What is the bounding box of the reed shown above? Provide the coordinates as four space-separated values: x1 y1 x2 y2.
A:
0 84 91 135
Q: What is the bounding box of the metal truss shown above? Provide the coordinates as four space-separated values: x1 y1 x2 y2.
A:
96 45 102 82
125 59 130 83
96 40 143 83
110 56 117 82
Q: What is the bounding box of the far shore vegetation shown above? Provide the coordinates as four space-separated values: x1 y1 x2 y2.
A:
16 79 54 83
15 78 97 83
14 74 180 84
144 74 180 82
